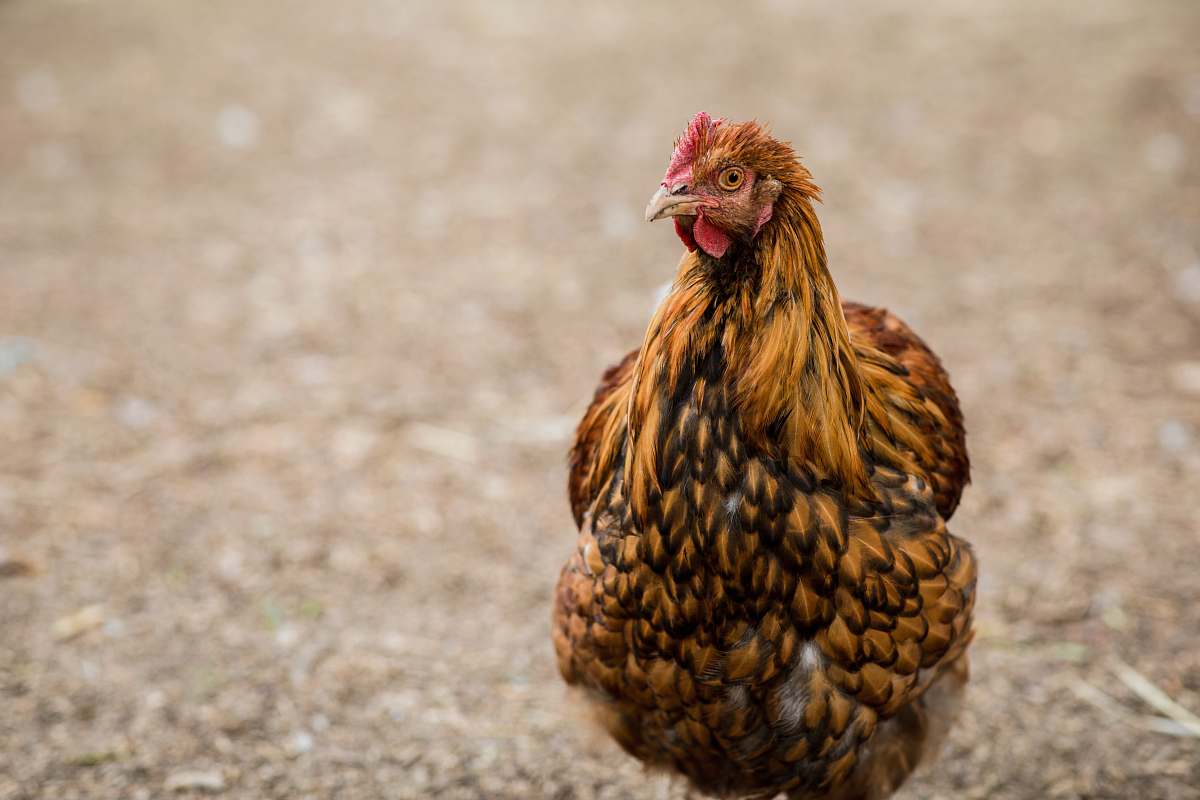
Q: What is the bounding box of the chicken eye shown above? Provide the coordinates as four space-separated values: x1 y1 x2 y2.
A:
718 167 744 191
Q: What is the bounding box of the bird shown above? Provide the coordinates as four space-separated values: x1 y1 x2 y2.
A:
553 112 977 800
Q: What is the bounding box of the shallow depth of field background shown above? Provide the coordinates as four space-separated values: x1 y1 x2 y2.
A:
2 2 1199 798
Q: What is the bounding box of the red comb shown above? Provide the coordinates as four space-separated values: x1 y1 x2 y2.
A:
663 111 722 187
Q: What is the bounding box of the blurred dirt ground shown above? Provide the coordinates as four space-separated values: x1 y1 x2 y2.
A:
2 1 1199 798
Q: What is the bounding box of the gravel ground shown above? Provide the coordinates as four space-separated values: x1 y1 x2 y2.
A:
2 1 1199 798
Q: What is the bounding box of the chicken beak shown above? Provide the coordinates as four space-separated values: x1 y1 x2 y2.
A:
645 186 704 222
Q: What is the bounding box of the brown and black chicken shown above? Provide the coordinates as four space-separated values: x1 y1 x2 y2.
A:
553 113 977 800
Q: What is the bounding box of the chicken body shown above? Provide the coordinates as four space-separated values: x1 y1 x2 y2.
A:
554 115 976 800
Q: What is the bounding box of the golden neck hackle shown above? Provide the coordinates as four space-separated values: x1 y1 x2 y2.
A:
621 179 879 509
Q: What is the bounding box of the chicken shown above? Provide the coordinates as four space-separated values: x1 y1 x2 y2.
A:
553 113 976 800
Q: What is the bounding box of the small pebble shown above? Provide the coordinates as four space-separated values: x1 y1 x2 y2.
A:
117 396 160 429
1169 362 1200 396
0 545 36 578
1158 419 1191 454
285 729 314 756
330 424 379 470
0 337 36 378
1175 263 1200 304
216 104 260 149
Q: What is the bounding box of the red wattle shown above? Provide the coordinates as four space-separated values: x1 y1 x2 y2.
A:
674 218 697 252
693 214 731 259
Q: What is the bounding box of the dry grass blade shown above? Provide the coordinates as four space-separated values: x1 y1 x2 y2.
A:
405 422 480 463
1112 661 1200 738
52 604 106 642
1070 682 1200 739
1071 682 1131 720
